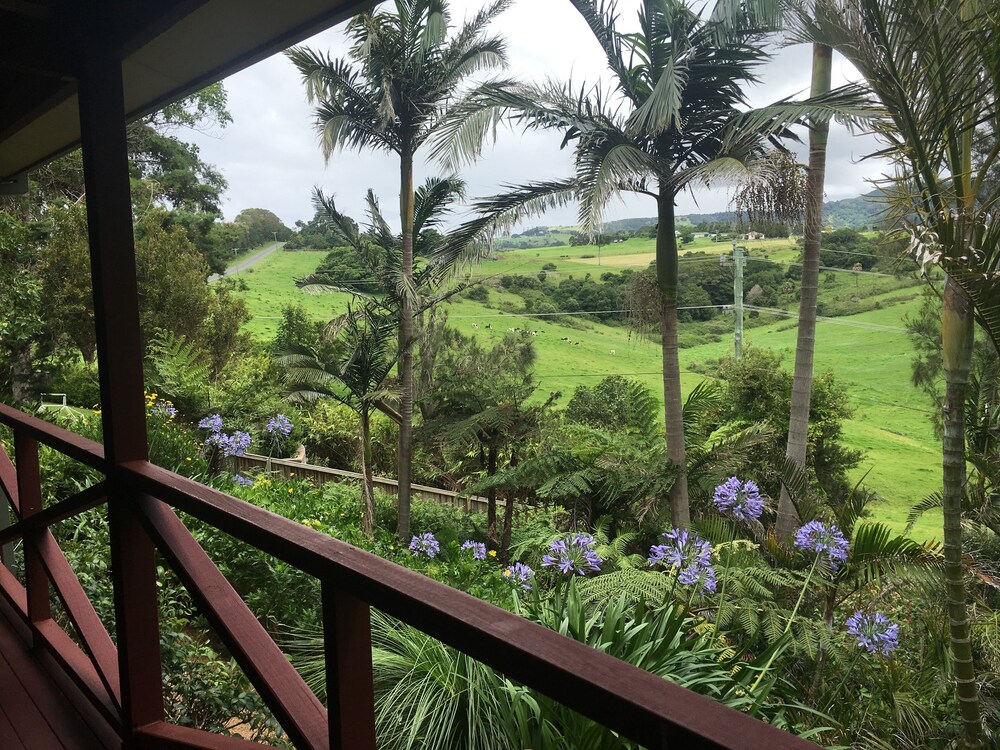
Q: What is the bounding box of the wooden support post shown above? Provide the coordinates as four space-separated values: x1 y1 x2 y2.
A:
0 484 11 569
322 581 376 749
15 433 50 636
78 48 163 737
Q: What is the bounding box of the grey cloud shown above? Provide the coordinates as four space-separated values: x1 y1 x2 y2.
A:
187 0 889 231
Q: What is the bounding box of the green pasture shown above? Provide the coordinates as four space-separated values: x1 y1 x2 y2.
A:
231 244 941 541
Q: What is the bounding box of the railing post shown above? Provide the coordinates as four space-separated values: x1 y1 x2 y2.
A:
78 41 164 739
322 581 376 749
0 482 11 569
14 433 50 638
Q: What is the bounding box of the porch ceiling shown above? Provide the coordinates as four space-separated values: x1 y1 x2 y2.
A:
0 0 373 180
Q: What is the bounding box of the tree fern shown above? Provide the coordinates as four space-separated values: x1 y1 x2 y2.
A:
576 568 673 609
146 330 210 415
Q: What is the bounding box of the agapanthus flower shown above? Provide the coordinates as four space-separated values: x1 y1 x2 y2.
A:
713 476 764 522
504 562 535 590
198 413 223 433
679 562 717 594
151 400 178 419
846 611 900 656
409 532 440 558
233 474 253 488
460 541 487 560
648 528 716 594
266 414 293 437
541 533 603 575
794 521 850 569
218 430 252 458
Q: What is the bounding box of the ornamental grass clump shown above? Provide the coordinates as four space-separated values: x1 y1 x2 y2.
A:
542 533 603 576
648 528 717 595
409 532 440 558
846 611 900 657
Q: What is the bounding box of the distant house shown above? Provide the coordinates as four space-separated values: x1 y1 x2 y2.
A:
744 231 765 240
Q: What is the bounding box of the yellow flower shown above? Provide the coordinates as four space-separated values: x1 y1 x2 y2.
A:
389 546 395 551
289 472 295 477
502 569 511 577
185 457 192 462
488 550 497 558
288 488 294 494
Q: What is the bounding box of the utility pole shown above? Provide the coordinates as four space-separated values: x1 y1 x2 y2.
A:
733 239 744 360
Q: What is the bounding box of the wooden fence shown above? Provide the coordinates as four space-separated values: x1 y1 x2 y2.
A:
232 454 501 515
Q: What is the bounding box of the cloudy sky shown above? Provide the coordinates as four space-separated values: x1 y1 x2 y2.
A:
186 0 884 232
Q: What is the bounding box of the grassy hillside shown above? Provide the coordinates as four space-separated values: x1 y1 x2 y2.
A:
228 242 941 542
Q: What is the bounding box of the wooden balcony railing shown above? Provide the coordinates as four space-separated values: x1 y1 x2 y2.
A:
0 403 817 750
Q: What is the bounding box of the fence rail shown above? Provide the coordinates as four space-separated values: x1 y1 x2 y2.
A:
0 404 817 750
232 453 501 514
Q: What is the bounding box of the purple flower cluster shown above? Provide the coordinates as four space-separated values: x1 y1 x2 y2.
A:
233 474 254 488
216 430 252 458
713 476 764 522
199 414 252 458
504 562 534 590
266 414 293 436
541 533 603 576
846 611 900 656
794 521 850 570
409 532 440 558
460 541 487 560
198 414 223 433
649 528 717 594
151 400 178 419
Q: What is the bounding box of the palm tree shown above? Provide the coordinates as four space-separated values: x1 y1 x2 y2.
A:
287 0 512 540
766 20 835 539
794 0 1000 744
281 301 400 535
438 0 865 527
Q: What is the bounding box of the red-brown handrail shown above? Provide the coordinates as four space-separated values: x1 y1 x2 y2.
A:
0 403 819 750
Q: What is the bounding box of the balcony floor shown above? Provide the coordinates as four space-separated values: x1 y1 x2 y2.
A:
0 597 117 750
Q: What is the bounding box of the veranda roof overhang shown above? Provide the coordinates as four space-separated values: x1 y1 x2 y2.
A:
0 0 373 183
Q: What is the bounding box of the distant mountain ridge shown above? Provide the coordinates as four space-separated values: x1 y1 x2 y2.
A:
596 190 883 233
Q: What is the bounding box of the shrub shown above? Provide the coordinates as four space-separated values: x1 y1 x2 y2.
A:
463 284 490 302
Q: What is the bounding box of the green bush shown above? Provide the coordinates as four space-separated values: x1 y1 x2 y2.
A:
48 358 101 408
463 284 490 302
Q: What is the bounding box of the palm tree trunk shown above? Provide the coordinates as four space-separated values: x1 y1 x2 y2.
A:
359 407 375 536
397 149 415 541
941 277 981 748
656 185 689 528
945 1 983 735
776 43 832 541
